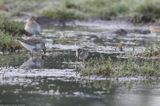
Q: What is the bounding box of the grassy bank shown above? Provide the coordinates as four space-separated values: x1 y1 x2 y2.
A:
41 0 130 20
0 0 159 23
41 0 160 23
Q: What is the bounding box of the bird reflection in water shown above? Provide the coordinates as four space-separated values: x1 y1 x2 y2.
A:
20 55 47 69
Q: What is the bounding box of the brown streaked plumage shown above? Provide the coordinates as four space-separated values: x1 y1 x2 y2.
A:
149 25 160 33
25 16 41 36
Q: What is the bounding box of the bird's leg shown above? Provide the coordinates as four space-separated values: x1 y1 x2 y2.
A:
43 48 46 54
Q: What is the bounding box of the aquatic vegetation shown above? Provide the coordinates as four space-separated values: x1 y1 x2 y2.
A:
82 57 113 76
81 56 160 77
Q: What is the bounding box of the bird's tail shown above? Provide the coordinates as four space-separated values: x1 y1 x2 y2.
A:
43 48 46 54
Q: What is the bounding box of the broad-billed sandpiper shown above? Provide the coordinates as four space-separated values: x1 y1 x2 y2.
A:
25 16 41 36
76 48 89 61
17 37 46 55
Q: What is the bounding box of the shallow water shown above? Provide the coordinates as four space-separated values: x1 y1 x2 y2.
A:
0 21 160 106
1 74 160 106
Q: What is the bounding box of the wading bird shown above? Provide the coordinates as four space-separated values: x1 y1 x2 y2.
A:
17 37 46 56
25 16 41 37
149 25 160 33
76 48 89 61
117 41 123 51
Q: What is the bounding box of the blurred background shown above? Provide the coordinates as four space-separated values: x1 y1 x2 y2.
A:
0 0 159 23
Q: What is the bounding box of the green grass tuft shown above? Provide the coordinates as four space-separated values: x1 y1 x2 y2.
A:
0 31 22 52
82 57 113 76
81 56 160 77
0 16 25 36
0 16 25 52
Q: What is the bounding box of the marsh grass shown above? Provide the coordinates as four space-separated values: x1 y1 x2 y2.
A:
0 16 24 52
82 57 113 76
41 0 130 20
135 1 160 21
40 0 160 23
0 0 160 23
0 31 22 52
42 7 86 23
140 41 160 57
81 56 160 77
0 16 25 36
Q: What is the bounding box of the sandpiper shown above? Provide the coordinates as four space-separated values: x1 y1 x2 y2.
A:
149 25 160 33
117 41 123 51
25 16 41 37
17 37 46 55
76 48 89 61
